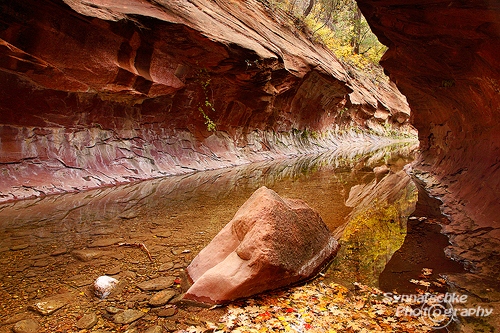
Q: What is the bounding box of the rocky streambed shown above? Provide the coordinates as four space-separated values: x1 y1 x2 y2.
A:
0 144 423 333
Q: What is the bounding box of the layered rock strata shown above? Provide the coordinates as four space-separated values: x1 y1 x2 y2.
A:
357 0 500 330
0 0 413 202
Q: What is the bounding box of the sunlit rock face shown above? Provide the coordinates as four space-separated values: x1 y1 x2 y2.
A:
184 186 339 304
0 0 413 202
357 0 500 329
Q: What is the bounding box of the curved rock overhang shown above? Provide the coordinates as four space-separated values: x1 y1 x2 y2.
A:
0 0 413 202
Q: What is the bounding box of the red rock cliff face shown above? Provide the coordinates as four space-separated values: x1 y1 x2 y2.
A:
0 0 412 202
357 0 500 315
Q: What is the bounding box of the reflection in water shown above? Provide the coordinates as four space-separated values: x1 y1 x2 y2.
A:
330 170 417 287
0 142 418 328
327 170 417 287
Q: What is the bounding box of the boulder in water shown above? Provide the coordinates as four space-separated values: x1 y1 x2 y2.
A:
184 186 339 304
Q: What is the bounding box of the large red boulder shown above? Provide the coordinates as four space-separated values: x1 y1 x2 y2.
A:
184 186 339 304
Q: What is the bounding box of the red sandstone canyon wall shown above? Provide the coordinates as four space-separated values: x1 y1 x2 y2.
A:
357 0 500 290
0 0 413 202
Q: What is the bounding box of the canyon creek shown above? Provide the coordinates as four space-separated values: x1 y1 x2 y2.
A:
1 0 499 332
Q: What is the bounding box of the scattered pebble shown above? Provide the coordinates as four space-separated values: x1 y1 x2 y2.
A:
148 289 176 307
72 249 105 262
50 247 67 256
12 318 40 333
128 293 149 302
106 265 122 275
137 276 175 291
158 262 174 272
119 270 137 279
76 312 98 329
106 306 122 314
30 296 68 315
157 306 178 317
68 274 93 287
145 325 163 333
94 276 119 299
30 254 49 260
155 230 172 238
1 313 29 325
113 309 145 324
32 258 53 267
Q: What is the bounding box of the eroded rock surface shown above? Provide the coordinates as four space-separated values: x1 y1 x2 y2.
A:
357 0 500 330
0 0 413 202
184 186 339 304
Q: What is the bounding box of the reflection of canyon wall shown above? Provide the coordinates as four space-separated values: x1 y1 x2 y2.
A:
0 144 416 230
0 0 414 202
330 170 417 287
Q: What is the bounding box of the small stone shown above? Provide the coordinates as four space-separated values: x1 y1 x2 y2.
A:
106 265 121 275
25 271 37 278
32 259 53 267
14 265 30 272
30 254 49 260
148 289 176 307
72 249 104 262
13 318 40 333
1 313 29 325
89 238 124 248
76 313 98 329
137 276 175 291
113 309 145 324
94 276 119 299
31 298 67 315
158 262 174 272
119 270 137 279
156 307 178 317
10 244 29 251
68 274 93 287
155 230 172 238
128 293 149 302
145 325 163 333
105 306 122 314
50 247 67 256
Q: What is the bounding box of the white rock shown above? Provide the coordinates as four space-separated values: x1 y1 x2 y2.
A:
94 275 119 299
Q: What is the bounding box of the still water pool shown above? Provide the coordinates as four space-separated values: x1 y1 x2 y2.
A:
0 142 462 331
